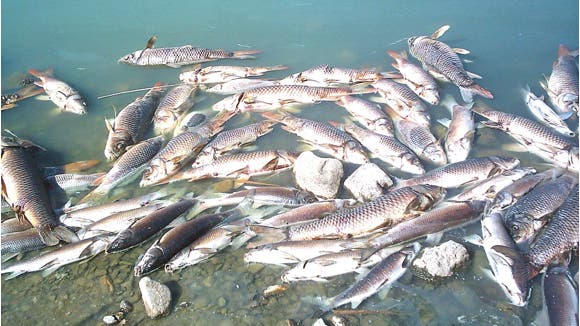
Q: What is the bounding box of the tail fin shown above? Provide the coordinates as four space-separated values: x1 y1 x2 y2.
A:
261 110 292 123
38 225 79 246
246 225 288 247
460 84 493 102
386 50 407 61
431 25 450 39
557 44 571 57
264 65 289 72
62 160 101 173
232 50 261 59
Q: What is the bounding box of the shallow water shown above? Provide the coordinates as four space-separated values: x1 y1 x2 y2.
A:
1 0 578 325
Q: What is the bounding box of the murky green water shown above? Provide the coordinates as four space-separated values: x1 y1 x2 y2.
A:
2 1 578 325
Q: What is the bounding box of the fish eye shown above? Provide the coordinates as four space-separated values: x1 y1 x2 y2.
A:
116 142 125 150
511 225 519 231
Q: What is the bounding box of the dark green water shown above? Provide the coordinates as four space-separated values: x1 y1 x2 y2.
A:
2 1 578 325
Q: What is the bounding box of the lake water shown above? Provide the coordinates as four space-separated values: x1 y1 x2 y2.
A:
1 0 578 325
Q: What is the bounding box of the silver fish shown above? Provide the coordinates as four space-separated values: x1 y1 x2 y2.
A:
172 150 298 183
527 184 578 270
205 78 278 95
280 64 381 86
543 45 579 116
1 217 32 235
173 112 208 137
407 25 493 102
103 83 165 161
180 65 288 84
503 173 577 249
313 244 419 310
118 44 260 68
452 168 535 202
1 236 111 279
1 134 78 246
372 78 431 127
193 120 277 166
1 228 45 254
335 95 395 136
260 199 355 227
438 98 475 163
480 211 530 307
386 50 440 105
262 111 368 164
394 156 520 190
43 172 104 195
342 122 425 174
522 86 575 137
28 69 86 114
387 107 446 166
153 84 196 134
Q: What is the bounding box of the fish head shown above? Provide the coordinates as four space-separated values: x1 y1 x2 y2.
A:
400 153 425 175
140 158 167 187
445 140 471 164
212 94 242 112
105 229 135 253
487 249 530 307
490 191 514 212
421 88 440 105
118 51 141 64
343 141 369 164
556 93 579 114
296 190 318 205
410 185 447 210
423 144 447 166
490 156 520 171
104 130 132 161
504 213 534 247
133 246 164 277
153 109 178 133
64 95 87 115
407 36 419 48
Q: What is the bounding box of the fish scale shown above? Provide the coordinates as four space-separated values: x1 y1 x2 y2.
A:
527 185 578 270
297 65 381 84
476 110 576 150
504 174 577 248
104 85 164 160
410 38 472 86
1 228 45 254
546 45 579 114
394 119 446 166
287 185 445 240
127 46 239 66
336 96 394 136
153 84 196 133
243 85 364 103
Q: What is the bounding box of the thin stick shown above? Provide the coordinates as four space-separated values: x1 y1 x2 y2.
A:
332 309 398 316
97 83 186 100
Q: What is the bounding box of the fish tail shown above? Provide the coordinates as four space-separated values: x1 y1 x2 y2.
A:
301 295 332 313
266 65 289 72
27 68 44 78
261 111 289 123
37 226 60 246
467 84 494 100
247 225 288 245
52 225 80 243
232 50 261 59
386 49 407 61
62 159 101 173
557 44 571 58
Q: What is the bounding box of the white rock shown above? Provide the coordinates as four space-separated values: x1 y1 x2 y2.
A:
344 163 393 201
139 277 172 319
293 151 343 199
412 240 469 278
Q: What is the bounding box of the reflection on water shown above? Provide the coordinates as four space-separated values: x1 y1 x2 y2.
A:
1 0 578 324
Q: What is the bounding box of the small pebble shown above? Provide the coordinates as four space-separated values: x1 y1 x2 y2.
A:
119 300 133 313
102 315 119 325
139 277 172 319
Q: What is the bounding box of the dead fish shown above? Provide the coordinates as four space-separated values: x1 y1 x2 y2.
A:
170 150 298 183
83 136 164 202
106 198 197 253
205 78 278 95
474 107 576 152
180 64 288 84
1 217 32 235
279 64 381 86
43 172 104 195
172 112 208 136
341 122 425 174
1 236 111 279
522 85 575 137
408 25 493 102
260 199 356 227
28 68 87 114
335 95 395 137
541 44 579 116
1 134 78 246
479 212 530 307
541 261 579 326
369 200 486 248
503 173 577 249
104 83 165 161
262 111 368 164
41 159 101 177
393 156 520 190
310 244 419 310
153 84 197 134
452 168 535 202
437 97 475 163
140 111 234 187
193 120 277 166
251 185 445 241
489 168 563 212
526 184 578 270
371 78 431 127
118 38 260 68
387 107 447 166
199 187 317 213
1 228 46 254
387 49 440 105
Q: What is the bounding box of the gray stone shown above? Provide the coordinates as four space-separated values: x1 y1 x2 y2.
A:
412 240 469 278
139 277 172 319
344 163 393 201
293 151 343 199
102 315 119 325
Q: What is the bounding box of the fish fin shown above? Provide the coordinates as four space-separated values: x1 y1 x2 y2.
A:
355 267 371 280
424 232 444 246
350 298 366 309
439 94 458 114
490 245 521 261
5 270 27 280
431 25 450 39
367 95 388 104
480 267 497 281
229 233 253 250
62 159 101 173
37 227 61 246
34 95 51 101
52 225 80 243
247 225 288 244
466 71 482 79
500 142 529 153
232 50 261 59
166 63 182 68
559 111 574 120
1 253 20 263
557 44 571 57
386 49 404 60
377 285 393 300
453 48 470 55
41 264 63 278
379 71 403 79
463 234 483 247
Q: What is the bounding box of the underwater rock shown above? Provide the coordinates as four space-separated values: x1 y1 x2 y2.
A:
139 277 172 319
293 151 343 199
412 240 469 279
344 163 393 201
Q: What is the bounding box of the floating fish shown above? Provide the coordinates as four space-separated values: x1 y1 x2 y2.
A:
541 44 579 116
279 64 381 86
180 65 288 84
153 84 197 134
335 95 395 137
541 261 579 326
386 49 440 105
28 68 87 114
522 85 575 137
371 78 431 127
205 78 278 95
438 97 475 163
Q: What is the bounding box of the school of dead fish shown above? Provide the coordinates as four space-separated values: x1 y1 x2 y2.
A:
1 25 578 323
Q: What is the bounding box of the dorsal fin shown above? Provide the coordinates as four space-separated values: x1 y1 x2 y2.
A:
431 25 450 39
